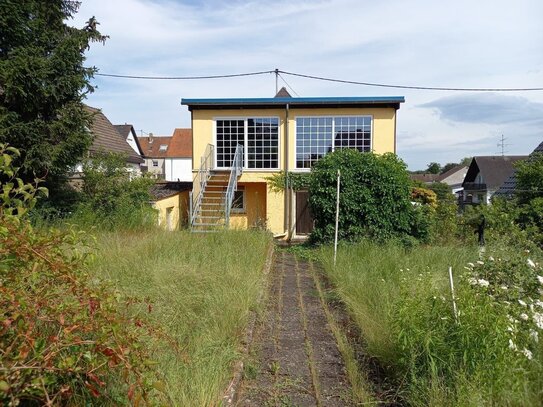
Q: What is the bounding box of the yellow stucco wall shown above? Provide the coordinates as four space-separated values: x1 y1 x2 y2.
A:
153 191 190 230
191 106 397 234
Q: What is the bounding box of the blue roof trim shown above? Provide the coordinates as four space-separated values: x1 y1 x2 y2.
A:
181 96 405 105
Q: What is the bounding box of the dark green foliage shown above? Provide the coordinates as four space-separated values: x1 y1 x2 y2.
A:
426 162 441 174
308 149 427 243
73 152 157 230
428 181 453 202
515 153 543 204
0 0 107 185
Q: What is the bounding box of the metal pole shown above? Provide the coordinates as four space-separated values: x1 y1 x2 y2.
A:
334 170 341 266
448 266 459 323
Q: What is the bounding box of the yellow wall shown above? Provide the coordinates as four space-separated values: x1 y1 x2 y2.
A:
191 107 397 174
191 106 397 235
229 182 268 230
153 191 190 230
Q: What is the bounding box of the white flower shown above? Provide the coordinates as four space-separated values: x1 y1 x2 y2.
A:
478 279 490 287
535 300 543 309
500 285 508 290
468 277 477 285
520 313 529 321
519 299 527 307
489 256 495 261
527 259 536 268
533 312 543 330
467 262 475 268
406 268 410 271
477 260 484 265
509 339 517 350
507 326 514 332
521 348 533 360
530 329 539 343
537 275 543 285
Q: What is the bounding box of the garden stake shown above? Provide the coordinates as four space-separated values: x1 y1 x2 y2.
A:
448 266 459 324
334 169 340 266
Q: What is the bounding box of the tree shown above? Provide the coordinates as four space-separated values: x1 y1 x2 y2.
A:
440 162 458 174
308 149 429 243
515 152 543 204
0 1 107 186
426 162 441 174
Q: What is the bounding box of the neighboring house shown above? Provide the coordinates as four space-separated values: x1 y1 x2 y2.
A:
150 181 192 230
114 124 144 157
436 165 468 194
181 88 404 237
460 156 528 205
138 129 192 181
138 134 170 178
495 140 543 197
164 128 192 182
72 106 144 180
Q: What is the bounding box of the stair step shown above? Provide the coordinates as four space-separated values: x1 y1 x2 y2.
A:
192 222 225 227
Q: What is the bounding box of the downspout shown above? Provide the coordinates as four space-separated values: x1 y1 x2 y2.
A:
284 103 290 238
393 108 397 155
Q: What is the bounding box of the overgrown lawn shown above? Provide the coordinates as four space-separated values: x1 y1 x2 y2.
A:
87 229 271 405
319 241 543 406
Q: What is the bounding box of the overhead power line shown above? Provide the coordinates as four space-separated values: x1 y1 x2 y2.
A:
95 70 275 80
278 70 543 92
94 68 543 92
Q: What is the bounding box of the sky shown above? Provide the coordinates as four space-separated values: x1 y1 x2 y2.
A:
72 0 543 170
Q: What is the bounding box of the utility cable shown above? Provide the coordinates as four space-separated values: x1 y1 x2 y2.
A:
95 70 275 80
278 70 543 92
94 68 543 92
278 73 300 97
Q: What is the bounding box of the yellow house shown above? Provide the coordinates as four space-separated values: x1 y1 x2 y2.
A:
150 181 191 230
181 90 404 238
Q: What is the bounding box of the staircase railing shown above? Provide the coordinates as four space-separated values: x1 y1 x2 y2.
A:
190 144 214 228
224 144 244 227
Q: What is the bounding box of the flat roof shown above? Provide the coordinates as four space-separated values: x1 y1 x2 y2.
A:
181 96 405 110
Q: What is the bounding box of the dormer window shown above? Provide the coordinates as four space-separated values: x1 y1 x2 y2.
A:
159 144 168 152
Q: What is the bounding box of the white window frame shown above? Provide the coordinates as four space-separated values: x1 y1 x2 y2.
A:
294 115 373 171
214 116 281 171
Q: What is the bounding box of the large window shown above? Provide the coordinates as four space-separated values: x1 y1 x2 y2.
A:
296 116 372 169
216 118 279 169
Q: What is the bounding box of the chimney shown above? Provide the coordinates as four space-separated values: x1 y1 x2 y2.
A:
148 132 154 143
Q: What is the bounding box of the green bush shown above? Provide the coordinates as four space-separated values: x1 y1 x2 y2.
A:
0 145 163 405
308 149 428 244
73 152 157 230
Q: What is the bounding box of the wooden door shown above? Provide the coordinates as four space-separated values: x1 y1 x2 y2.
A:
295 191 313 235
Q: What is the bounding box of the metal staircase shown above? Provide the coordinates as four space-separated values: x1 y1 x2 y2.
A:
190 144 243 232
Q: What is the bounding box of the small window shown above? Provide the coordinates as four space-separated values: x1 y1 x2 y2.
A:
152 160 159 167
159 144 168 152
231 189 245 213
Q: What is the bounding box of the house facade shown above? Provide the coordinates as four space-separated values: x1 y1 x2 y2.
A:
461 156 527 205
182 91 404 236
138 129 192 181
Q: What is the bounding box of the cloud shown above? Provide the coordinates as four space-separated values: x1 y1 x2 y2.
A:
420 93 543 126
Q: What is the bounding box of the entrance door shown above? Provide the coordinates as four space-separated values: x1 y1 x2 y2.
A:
295 191 314 235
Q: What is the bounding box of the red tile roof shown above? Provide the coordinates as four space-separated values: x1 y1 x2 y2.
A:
168 129 192 158
138 128 192 158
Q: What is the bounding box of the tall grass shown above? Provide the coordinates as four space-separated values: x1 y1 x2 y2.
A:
319 241 543 406
87 229 271 405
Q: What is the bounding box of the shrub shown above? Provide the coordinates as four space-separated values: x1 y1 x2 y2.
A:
308 149 428 243
0 145 162 405
73 152 157 230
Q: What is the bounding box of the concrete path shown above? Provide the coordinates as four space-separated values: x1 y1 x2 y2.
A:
236 251 353 406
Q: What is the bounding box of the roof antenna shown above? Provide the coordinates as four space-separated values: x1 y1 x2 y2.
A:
497 134 510 156
275 68 279 94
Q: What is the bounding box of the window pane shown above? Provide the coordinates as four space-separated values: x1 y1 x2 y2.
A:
216 119 244 167
333 116 372 153
247 117 279 169
295 117 333 168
